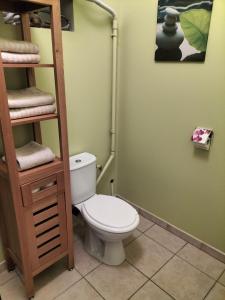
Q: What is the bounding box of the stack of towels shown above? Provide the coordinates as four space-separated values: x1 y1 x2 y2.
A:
2 141 55 171
8 86 56 119
0 38 40 63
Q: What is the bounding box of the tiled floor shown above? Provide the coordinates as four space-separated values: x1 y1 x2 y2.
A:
1 215 225 300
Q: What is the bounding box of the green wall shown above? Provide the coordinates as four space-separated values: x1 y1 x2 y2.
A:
1 0 225 263
117 0 225 252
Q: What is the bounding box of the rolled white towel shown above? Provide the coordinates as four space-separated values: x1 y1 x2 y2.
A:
1 52 40 64
8 87 55 109
0 38 39 54
2 141 55 171
10 104 56 119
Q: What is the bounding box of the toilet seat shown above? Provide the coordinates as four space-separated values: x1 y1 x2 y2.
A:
81 194 139 234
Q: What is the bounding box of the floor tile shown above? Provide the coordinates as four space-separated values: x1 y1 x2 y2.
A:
126 235 173 277
0 269 16 286
205 283 225 300
130 280 173 300
56 278 103 300
152 256 214 300
0 261 81 300
145 225 186 253
74 238 101 276
123 229 142 246
0 276 27 300
86 261 147 300
137 215 154 232
219 271 225 286
34 260 81 299
178 244 225 280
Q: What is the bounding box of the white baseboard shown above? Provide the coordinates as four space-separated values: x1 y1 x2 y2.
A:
117 194 225 263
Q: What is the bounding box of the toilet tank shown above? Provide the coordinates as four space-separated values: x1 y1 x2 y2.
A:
69 153 97 205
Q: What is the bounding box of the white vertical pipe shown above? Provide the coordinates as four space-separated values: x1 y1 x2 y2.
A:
97 16 118 185
86 0 118 185
111 18 118 153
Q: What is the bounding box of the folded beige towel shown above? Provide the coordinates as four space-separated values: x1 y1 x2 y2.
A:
8 87 55 109
0 38 39 54
2 141 55 171
10 104 56 119
1 52 40 63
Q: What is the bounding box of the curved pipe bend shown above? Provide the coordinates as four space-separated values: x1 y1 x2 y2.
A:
86 0 117 19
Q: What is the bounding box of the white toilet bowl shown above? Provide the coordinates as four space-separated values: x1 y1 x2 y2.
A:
77 194 139 265
69 152 139 266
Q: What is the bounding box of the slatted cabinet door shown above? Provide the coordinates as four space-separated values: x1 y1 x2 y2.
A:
21 172 68 272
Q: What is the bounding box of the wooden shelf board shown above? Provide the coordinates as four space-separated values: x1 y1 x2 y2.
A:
19 158 64 185
0 158 64 185
11 113 58 126
2 63 54 69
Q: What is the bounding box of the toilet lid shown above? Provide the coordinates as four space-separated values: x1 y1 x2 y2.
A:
81 195 139 232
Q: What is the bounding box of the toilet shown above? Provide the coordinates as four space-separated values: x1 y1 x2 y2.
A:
69 152 139 266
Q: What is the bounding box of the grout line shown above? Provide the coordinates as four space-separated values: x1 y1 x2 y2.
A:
53 243 103 300
150 242 188 280
151 252 177 280
53 259 103 299
176 252 225 282
82 262 103 278
149 280 176 300
83 277 106 300
74 266 84 278
147 245 188 299
53 276 84 300
126 244 176 300
137 218 155 234
124 231 143 247
127 279 150 300
216 269 225 286
143 231 187 255
125 259 150 280
202 281 217 300
149 248 217 300
124 236 184 281
142 231 224 283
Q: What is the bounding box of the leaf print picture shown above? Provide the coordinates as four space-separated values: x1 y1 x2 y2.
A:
155 0 213 62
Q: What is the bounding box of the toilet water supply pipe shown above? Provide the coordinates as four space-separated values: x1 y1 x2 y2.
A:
86 0 118 185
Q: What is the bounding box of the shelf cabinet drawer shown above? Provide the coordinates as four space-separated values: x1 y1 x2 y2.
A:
21 172 64 207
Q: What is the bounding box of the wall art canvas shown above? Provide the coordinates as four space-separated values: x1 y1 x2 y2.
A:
155 0 213 62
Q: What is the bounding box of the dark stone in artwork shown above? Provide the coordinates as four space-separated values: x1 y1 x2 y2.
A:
155 48 182 61
157 0 213 23
183 52 206 62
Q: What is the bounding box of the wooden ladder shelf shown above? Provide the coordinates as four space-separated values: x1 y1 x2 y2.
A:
0 1 74 298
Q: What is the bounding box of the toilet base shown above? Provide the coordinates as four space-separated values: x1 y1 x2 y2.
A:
85 227 126 266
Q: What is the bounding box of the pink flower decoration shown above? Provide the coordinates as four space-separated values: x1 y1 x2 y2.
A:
193 135 202 142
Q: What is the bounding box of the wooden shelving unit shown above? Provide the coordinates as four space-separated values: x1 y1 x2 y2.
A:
0 1 74 298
